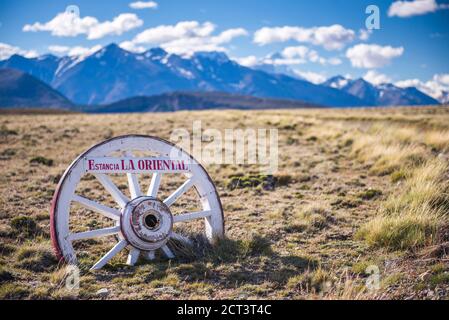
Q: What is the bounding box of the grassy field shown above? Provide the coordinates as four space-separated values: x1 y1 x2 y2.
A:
0 106 448 300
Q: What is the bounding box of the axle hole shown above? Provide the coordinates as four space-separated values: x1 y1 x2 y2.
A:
144 214 159 230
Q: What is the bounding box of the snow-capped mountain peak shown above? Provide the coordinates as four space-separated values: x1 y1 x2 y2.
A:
0 44 440 107
323 76 350 89
322 76 439 106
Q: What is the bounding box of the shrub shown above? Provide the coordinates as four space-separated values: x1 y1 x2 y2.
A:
30 156 54 166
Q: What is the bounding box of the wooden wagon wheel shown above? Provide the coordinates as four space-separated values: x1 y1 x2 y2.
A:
50 135 224 270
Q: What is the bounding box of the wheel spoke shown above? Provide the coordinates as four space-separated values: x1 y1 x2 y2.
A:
128 173 142 199
72 195 121 220
170 232 193 245
91 239 128 270
126 248 140 266
161 245 175 259
147 173 162 197
173 210 212 223
125 151 142 199
69 226 121 241
144 250 156 261
163 178 195 207
94 173 129 208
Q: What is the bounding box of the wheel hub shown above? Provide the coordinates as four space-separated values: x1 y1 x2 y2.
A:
121 197 173 251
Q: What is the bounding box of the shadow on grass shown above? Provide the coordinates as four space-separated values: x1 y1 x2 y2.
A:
94 234 318 290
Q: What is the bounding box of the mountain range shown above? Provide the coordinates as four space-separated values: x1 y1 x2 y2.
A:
0 43 441 110
90 91 321 113
0 68 322 112
0 69 73 109
323 76 438 106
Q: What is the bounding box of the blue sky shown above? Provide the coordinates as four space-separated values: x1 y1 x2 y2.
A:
0 0 448 98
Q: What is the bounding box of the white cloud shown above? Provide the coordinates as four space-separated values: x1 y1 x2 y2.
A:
48 44 102 57
232 55 259 67
129 1 158 9
388 0 448 18
396 73 449 102
129 21 248 55
213 28 248 43
281 46 310 59
238 46 342 67
327 57 343 65
346 44 404 68
292 70 327 84
433 73 449 86
358 29 372 41
67 45 102 57
363 70 392 85
133 21 215 44
23 12 143 40
47 45 70 54
0 42 38 60
119 41 146 53
279 46 342 65
253 24 356 50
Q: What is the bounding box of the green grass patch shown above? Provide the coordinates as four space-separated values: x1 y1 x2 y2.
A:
0 283 29 299
355 209 441 251
10 215 39 237
15 243 58 272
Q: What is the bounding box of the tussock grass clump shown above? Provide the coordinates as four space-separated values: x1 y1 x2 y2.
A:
210 235 273 262
355 142 426 176
384 159 449 214
0 267 15 283
356 205 442 250
286 205 334 233
30 156 54 167
226 173 292 191
149 274 180 288
0 148 16 159
286 268 330 292
424 130 449 152
358 189 382 201
429 272 449 287
357 159 449 251
390 170 407 183
0 283 29 299
0 242 16 256
15 242 58 272
10 215 39 237
0 125 18 137
350 124 428 176
187 235 274 264
168 234 273 264
349 121 449 251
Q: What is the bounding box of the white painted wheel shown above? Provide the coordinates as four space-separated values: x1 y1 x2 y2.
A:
50 135 224 270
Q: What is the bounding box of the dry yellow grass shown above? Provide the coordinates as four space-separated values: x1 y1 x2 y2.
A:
0 106 448 300
352 129 449 252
